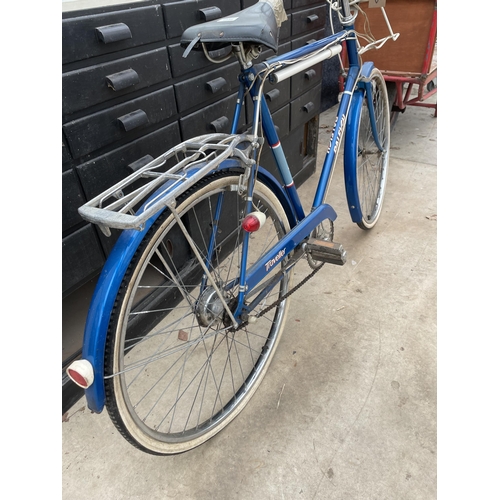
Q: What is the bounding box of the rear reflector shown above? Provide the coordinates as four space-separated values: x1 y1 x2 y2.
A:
242 211 266 232
66 359 94 389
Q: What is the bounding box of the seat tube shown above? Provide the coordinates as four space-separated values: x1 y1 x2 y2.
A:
231 81 246 134
245 69 305 221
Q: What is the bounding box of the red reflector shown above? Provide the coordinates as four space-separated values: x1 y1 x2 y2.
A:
68 368 88 388
242 214 261 232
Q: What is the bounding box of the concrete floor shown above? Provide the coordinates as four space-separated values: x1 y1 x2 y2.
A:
62 96 437 499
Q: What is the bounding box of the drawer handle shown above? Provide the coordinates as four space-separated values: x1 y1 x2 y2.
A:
302 102 315 113
210 116 229 133
305 69 316 80
128 154 154 173
307 14 319 23
95 23 132 44
205 77 227 94
106 69 139 91
265 88 280 102
200 6 222 22
117 109 149 132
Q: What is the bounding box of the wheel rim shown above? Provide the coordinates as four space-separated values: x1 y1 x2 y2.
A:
105 175 291 452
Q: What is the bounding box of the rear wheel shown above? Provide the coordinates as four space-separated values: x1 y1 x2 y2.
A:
104 171 292 455
354 68 390 230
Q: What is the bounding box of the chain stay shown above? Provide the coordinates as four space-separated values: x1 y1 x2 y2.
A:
233 262 324 332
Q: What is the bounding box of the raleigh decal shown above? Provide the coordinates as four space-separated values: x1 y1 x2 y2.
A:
326 114 346 155
265 248 286 272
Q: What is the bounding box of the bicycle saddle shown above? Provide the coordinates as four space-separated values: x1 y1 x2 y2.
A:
181 1 281 57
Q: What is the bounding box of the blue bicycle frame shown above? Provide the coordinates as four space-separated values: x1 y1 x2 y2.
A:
79 9 384 414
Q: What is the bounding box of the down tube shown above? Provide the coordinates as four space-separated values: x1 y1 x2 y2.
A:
312 63 359 208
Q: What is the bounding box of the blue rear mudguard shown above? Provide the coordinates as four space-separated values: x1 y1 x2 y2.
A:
80 160 298 413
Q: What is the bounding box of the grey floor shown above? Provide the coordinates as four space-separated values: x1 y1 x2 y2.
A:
62 96 437 499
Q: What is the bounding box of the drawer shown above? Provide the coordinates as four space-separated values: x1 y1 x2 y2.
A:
264 78 291 114
179 92 246 140
174 61 240 113
291 5 327 36
260 78 290 114
162 0 239 39
62 47 171 116
62 5 166 65
62 169 86 233
291 61 322 99
168 42 232 79
63 86 177 159
76 121 182 202
290 83 321 131
63 224 105 296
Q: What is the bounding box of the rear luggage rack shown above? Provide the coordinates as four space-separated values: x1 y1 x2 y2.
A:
78 133 257 235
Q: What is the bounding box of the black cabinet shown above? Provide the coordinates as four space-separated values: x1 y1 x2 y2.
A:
62 0 330 414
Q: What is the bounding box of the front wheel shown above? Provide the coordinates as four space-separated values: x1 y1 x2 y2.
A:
345 68 390 230
103 170 293 455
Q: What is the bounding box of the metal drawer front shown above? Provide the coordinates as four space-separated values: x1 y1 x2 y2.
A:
63 86 177 158
291 62 323 99
179 92 246 140
62 48 171 116
291 5 327 36
162 0 239 39
174 62 240 113
261 78 290 114
290 83 321 131
62 5 166 64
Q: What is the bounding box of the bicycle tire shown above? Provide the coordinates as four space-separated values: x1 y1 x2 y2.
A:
353 68 390 230
104 169 293 455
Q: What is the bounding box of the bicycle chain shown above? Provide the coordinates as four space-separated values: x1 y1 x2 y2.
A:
233 261 324 332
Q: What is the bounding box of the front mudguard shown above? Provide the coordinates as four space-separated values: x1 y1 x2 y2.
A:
344 62 375 223
79 160 297 413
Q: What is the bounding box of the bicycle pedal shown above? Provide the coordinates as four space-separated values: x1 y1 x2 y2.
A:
306 239 346 266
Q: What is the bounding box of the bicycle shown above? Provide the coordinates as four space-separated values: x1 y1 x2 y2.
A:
66 0 398 455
